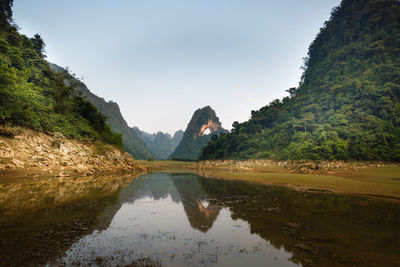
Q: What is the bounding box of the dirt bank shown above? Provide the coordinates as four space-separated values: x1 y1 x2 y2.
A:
0 126 146 178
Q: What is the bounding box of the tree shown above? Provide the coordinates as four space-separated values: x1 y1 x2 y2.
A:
286 87 297 98
0 0 13 22
31 34 46 58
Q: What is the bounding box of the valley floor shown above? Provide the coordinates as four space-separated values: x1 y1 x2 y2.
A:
139 160 400 199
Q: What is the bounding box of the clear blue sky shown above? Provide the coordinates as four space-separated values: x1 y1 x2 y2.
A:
14 0 340 134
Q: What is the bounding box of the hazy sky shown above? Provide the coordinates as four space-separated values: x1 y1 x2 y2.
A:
14 0 340 134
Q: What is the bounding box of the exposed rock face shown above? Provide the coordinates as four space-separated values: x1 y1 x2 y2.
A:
49 63 156 160
169 106 226 160
199 119 220 138
0 127 146 178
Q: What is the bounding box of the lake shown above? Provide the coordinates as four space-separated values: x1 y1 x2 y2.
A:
1 172 399 266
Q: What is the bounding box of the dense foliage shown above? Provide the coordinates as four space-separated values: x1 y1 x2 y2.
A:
201 0 400 161
0 2 122 147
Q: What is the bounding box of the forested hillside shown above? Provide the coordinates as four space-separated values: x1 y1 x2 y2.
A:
0 1 122 147
49 64 156 159
201 0 400 161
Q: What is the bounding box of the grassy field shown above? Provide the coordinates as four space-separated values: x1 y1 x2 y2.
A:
138 160 400 199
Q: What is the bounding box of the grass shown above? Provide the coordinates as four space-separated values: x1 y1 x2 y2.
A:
136 160 193 172
92 141 112 156
137 160 400 199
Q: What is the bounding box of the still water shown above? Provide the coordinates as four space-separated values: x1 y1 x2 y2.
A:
1 172 399 266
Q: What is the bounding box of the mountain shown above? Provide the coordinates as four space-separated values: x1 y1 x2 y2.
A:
0 6 121 148
201 0 400 161
132 128 184 159
49 64 156 160
170 106 227 160
171 130 184 148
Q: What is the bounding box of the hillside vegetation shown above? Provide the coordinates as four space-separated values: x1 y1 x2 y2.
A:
0 1 122 147
202 0 400 161
49 63 155 159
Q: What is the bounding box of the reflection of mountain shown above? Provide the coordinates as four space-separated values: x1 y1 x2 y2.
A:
171 174 221 232
181 199 220 233
116 172 221 233
118 172 181 203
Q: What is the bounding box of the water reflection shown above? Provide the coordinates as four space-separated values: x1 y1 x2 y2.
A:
58 173 297 266
1 172 399 266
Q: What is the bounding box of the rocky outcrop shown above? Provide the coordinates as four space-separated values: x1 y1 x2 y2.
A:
169 106 227 160
0 127 146 178
198 119 220 137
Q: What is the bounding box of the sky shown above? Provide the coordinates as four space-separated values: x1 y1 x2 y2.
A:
13 0 341 135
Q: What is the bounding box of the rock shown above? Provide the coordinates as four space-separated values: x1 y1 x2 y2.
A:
266 206 280 212
56 171 69 177
1 127 145 178
11 158 24 168
285 222 301 229
61 161 68 167
294 243 317 254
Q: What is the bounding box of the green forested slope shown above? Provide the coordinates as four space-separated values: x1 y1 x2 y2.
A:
202 0 400 161
0 1 121 147
49 63 156 159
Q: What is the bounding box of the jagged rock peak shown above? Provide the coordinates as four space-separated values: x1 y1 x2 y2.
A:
187 106 222 139
169 106 226 160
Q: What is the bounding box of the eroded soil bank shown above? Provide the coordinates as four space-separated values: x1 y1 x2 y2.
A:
0 127 146 179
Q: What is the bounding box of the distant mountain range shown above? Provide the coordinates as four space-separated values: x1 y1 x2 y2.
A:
132 127 184 159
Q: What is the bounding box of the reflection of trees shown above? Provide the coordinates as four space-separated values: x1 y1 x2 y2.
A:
197 177 400 267
0 173 140 265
